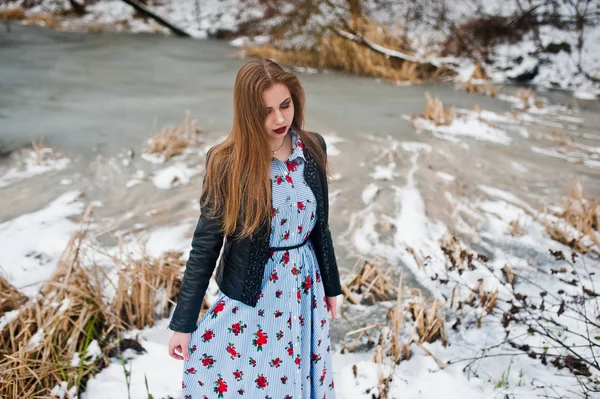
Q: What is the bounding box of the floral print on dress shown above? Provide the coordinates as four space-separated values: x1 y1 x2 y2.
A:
180 129 335 398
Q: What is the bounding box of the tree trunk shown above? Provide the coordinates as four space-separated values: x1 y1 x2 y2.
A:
120 0 190 37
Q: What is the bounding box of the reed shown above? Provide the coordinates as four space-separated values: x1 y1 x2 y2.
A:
0 226 112 398
145 110 202 162
0 7 26 20
421 92 455 126
540 179 600 255
0 275 28 318
241 18 449 84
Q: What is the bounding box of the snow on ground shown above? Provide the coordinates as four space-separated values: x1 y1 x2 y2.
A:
0 191 84 296
151 163 200 190
0 145 70 188
339 139 600 398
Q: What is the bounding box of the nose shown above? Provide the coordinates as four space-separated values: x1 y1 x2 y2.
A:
275 110 285 124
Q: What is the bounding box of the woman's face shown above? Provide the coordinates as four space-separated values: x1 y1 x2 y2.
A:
262 83 294 141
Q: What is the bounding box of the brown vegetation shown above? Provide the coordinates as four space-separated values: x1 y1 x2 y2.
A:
0 207 191 397
0 276 28 318
145 110 203 161
416 92 455 126
540 179 600 256
242 18 452 84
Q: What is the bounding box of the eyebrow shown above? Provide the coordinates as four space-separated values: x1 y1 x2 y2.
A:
266 97 291 110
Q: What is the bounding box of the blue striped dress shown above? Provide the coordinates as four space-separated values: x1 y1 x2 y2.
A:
181 129 336 399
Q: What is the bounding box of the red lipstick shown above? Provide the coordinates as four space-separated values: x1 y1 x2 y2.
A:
273 126 287 134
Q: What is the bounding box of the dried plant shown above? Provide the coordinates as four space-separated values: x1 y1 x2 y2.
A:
145 110 202 162
516 88 544 110
0 224 112 398
342 257 398 305
241 17 449 84
0 275 28 318
421 92 455 126
540 179 600 256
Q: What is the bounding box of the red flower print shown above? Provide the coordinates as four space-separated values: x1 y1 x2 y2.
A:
299 315 305 326
312 353 322 364
257 289 264 300
274 310 283 318
297 289 301 301
184 395 191 399
287 316 292 329
226 343 241 359
252 325 268 351
303 275 311 293
249 357 256 367
237 389 245 395
182 382 186 389
283 231 290 240
228 321 247 336
283 251 290 264
255 374 269 389
189 344 197 354
198 380 204 386
318 339 322 347
285 159 299 172
285 395 293 399
269 357 282 368
297 201 305 210
298 225 303 234
297 139 303 148
295 354 301 367
211 300 225 318
285 174 293 184
213 374 228 398
269 250 275 258
310 211 315 220
233 369 244 381
286 341 293 356
320 367 327 386
321 318 327 328
276 330 284 340
291 266 299 275
280 218 287 226
269 270 278 282
275 289 283 298
276 176 283 185
271 207 277 218
316 270 321 282
232 306 239 314
312 294 317 309
201 354 216 369
329 380 335 389
185 367 197 375
281 376 288 384
258 308 265 317
201 329 215 343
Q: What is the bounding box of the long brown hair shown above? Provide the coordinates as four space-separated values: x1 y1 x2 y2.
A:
201 59 328 239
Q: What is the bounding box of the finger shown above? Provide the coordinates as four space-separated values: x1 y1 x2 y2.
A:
183 344 190 361
169 345 184 360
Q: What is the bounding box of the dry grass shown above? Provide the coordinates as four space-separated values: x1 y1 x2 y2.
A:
0 224 112 397
540 179 600 256
420 92 455 126
516 88 544 110
407 292 448 346
242 18 454 84
0 7 26 20
0 206 192 397
145 110 202 161
0 276 28 318
109 249 185 330
461 80 498 97
508 219 526 236
342 257 398 305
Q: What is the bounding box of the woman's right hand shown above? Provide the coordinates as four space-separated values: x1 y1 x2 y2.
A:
168 331 191 361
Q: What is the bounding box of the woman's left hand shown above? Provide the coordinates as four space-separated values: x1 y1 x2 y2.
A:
325 296 337 320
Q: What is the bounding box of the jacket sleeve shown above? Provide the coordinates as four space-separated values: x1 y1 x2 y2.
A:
314 133 343 297
168 150 225 333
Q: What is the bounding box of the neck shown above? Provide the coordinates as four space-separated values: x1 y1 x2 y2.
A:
269 132 289 152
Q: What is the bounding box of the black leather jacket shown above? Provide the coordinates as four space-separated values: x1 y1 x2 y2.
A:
168 132 342 333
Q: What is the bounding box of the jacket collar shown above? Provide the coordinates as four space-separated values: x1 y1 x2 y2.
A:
287 128 306 163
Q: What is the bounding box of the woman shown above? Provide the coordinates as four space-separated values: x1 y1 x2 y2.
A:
168 58 342 398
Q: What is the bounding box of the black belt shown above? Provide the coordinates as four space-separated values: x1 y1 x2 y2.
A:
268 238 309 252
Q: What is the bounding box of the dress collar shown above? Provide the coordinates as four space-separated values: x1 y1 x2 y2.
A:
287 128 306 162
